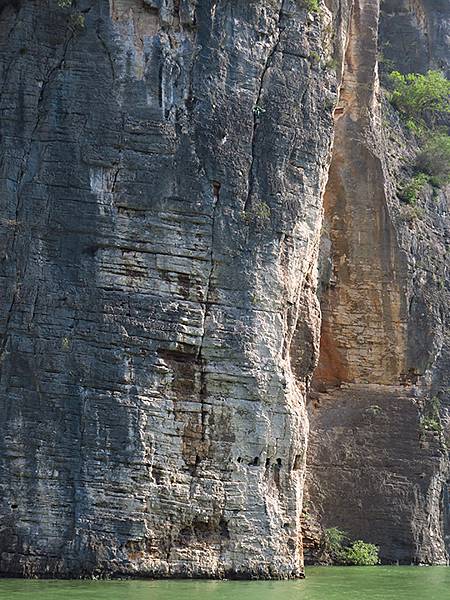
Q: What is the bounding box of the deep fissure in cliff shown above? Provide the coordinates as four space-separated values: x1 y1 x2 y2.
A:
305 0 450 565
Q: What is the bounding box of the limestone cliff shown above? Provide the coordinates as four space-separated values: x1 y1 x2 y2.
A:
0 0 448 579
0 0 336 578
304 0 450 566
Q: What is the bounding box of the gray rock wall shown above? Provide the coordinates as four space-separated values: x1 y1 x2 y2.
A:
0 0 449 578
0 0 336 578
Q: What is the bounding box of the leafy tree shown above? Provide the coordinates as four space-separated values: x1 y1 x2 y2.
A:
324 527 347 559
344 541 380 566
324 528 380 566
399 173 430 204
389 70 450 125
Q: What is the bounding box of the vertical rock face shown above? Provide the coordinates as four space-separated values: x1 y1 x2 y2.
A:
305 0 450 565
0 0 448 578
0 0 337 578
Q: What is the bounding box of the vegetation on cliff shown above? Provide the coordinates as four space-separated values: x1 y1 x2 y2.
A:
416 133 450 186
324 528 380 566
388 70 450 127
388 70 450 204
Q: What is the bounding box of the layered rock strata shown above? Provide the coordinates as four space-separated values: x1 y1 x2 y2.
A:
304 0 450 564
0 0 449 578
0 0 336 578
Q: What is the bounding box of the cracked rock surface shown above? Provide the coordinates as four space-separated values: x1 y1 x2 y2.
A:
0 0 335 578
304 0 450 566
1 0 449 578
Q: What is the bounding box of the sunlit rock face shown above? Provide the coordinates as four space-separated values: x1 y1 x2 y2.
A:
304 0 450 566
0 0 448 578
0 0 337 578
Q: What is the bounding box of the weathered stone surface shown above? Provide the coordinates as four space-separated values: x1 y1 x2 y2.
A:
306 386 449 564
0 0 337 578
304 0 450 565
0 0 449 578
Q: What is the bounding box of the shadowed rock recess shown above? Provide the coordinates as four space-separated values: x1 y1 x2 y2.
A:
0 0 448 579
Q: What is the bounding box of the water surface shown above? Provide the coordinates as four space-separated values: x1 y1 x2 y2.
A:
0 566 449 600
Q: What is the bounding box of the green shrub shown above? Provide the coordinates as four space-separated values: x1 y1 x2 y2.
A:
421 397 442 434
399 172 429 204
416 133 450 185
389 70 450 125
303 0 320 13
405 119 425 137
344 541 380 566
324 527 347 559
324 528 380 566
57 0 72 7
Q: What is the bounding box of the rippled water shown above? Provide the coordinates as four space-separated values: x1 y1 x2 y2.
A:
1 566 449 600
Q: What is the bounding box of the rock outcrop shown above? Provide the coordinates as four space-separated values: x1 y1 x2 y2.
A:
0 0 448 578
304 0 450 565
0 0 335 578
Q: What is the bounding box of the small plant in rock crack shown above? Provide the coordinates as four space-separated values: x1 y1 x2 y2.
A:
399 172 430 205
69 12 85 30
400 204 424 222
253 201 271 222
242 202 271 226
303 0 321 13
309 51 321 65
421 417 442 433
325 57 338 71
366 404 382 416
56 0 85 31
420 397 443 435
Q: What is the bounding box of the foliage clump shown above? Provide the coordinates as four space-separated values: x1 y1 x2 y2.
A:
399 173 430 205
421 416 442 433
56 0 86 32
324 527 347 560
416 133 450 185
324 528 380 566
303 0 321 13
387 70 450 207
344 541 380 566
389 70 450 126
69 13 85 30
420 397 442 434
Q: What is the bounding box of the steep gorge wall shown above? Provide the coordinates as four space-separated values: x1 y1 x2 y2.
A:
304 0 450 565
0 0 448 579
0 0 340 578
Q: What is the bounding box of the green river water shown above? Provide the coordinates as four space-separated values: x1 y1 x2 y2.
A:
0 567 449 600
